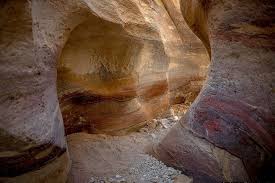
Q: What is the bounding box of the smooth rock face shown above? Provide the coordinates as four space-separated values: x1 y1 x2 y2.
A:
0 1 70 182
0 0 208 182
56 0 209 135
161 0 209 105
155 0 275 182
57 8 170 135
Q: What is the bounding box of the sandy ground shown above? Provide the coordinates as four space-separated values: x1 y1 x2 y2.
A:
66 105 192 183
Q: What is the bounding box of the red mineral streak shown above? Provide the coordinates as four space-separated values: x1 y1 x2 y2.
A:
198 95 275 153
203 120 221 133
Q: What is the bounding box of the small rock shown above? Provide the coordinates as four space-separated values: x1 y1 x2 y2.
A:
115 175 121 178
173 175 193 183
151 133 156 139
160 119 169 128
173 116 179 121
88 177 95 183
170 109 175 116
139 127 148 133
147 119 158 129
109 175 126 183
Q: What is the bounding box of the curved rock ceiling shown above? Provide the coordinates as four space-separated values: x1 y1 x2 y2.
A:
0 0 208 182
57 15 170 135
56 0 209 136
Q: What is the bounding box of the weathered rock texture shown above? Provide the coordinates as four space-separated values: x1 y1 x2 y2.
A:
154 0 275 182
0 1 70 182
0 0 208 182
160 0 209 105
56 0 209 135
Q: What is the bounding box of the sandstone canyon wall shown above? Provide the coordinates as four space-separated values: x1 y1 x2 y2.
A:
0 0 208 182
57 0 209 135
154 0 275 182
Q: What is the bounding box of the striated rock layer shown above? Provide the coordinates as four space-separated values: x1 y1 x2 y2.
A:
0 0 208 182
154 0 275 182
56 0 209 135
161 0 209 105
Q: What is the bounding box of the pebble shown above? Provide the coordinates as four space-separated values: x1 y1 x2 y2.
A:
174 175 193 183
173 115 179 121
88 177 95 183
160 119 169 128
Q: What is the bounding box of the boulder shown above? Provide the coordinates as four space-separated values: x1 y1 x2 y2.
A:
155 0 275 182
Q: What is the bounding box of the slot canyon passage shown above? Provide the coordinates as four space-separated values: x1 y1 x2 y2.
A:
0 0 274 183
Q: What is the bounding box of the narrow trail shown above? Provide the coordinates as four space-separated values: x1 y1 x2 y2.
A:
66 105 192 183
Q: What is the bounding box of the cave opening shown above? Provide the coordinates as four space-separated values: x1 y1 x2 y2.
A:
56 8 207 182
57 14 173 136
0 0 214 182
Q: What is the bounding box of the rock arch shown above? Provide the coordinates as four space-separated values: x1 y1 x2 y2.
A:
0 0 209 182
57 14 170 135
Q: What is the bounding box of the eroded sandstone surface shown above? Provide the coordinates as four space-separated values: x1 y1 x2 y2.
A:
56 0 209 135
1 0 273 182
154 0 275 182
0 0 208 182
